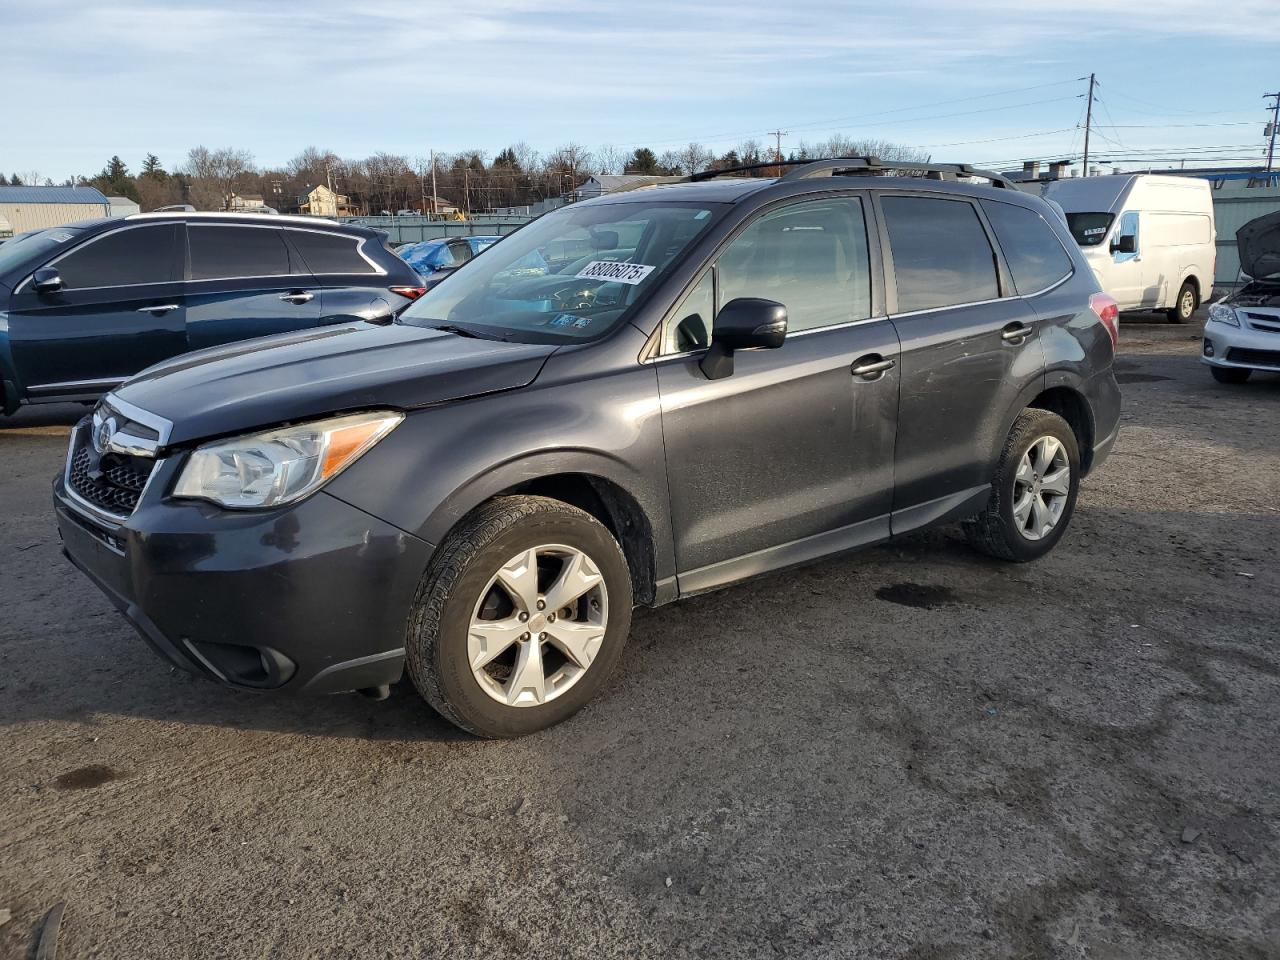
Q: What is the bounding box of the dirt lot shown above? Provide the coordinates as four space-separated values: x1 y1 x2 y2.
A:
2 318 1278 960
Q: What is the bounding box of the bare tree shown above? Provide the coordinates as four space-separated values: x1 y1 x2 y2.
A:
595 144 625 176
184 146 255 209
676 142 714 175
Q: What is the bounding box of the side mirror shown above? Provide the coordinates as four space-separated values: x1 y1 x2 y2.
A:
1112 234 1136 255
32 267 63 294
700 297 787 380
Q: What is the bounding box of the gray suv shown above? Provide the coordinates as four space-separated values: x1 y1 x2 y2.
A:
54 159 1122 737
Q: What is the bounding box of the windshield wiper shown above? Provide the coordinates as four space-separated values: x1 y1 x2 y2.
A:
424 323 486 339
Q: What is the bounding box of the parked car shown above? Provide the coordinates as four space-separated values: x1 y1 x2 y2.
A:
1202 210 1280 383
399 235 501 279
54 159 1120 737
0 213 425 414
1044 174 1215 322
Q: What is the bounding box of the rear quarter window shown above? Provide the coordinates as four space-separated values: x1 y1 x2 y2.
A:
289 231 378 275
981 200 1074 295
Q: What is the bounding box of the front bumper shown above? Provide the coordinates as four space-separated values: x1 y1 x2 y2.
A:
54 463 434 695
1201 321 1280 372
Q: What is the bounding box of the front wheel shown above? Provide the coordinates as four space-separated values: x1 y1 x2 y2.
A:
1210 365 1251 384
1167 281 1197 323
964 409 1081 562
405 495 632 738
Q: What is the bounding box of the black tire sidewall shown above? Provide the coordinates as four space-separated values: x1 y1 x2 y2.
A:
995 413 1081 561
428 508 632 738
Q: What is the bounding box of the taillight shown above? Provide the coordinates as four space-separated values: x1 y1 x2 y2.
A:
389 285 427 301
1089 292 1119 347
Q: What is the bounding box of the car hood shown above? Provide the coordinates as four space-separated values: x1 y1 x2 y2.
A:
112 321 558 447
1237 210 1280 282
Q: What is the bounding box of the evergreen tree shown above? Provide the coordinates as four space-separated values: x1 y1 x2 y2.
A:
625 148 659 175
8 173 21 185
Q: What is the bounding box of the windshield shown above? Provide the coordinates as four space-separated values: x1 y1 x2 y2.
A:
399 201 722 342
0 225 85 276
1065 212 1114 247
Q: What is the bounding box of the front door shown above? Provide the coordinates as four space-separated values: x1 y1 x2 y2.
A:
876 193 1043 523
7 222 185 399
655 195 899 593
183 223 322 351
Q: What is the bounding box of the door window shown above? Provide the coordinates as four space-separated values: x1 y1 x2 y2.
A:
288 230 377 275
716 197 872 333
188 225 292 281
52 224 177 289
1113 210 1140 262
980 200 1074 295
881 196 999 313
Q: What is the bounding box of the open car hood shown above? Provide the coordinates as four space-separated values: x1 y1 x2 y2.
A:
1237 210 1280 281
112 322 557 447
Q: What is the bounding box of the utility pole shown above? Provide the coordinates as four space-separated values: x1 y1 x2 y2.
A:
766 129 788 176
1081 73 1096 178
1265 92 1280 172
429 149 439 216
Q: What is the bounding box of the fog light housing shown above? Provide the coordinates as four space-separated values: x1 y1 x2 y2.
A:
1203 341 1215 357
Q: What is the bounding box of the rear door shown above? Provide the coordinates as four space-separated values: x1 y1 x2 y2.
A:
876 192 1043 526
7 223 185 398
285 228 395 321
183 222 322 351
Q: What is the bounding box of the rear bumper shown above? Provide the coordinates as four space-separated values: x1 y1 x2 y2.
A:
54 473 433 694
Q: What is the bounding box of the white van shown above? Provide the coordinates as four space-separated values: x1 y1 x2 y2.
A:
1043 174 1215 322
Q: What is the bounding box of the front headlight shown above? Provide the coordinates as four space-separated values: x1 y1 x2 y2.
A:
172 410 403 509
1207 302 1240 327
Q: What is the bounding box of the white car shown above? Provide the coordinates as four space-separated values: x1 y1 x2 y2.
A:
1202 211 1280 383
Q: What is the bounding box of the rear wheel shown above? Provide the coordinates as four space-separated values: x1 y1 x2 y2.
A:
964 409 1081 562
405 495 632 738
1167 281 1197 323
1211 366 1251 384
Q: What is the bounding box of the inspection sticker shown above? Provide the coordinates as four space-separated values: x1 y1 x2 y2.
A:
576 261 655 285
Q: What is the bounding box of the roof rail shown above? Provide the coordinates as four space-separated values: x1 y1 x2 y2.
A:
779 157 1015 189
688 156 1015 189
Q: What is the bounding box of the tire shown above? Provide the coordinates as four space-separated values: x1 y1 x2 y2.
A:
1166 281 1197 323
1211 366 1251 384
405 495 632 738
964 409 1081 562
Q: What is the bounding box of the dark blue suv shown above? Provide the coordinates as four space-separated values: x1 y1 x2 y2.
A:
0 213 423 414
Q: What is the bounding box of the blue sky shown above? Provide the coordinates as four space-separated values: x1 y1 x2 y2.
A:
2 0 1275 181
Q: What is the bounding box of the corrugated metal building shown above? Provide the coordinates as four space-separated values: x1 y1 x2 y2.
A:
0 185 111 232
107 195 141 218
1203 174 1280 292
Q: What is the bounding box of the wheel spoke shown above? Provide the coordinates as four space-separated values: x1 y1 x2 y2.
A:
495 548 540 613
506 636 546 706
1013 490 1034 529
1031 493 1051 537
1041 465 1070 497
542 550 602 614
467 617 524 671
1036 437 1061 473
1015 455 1035 486
544 619 605 671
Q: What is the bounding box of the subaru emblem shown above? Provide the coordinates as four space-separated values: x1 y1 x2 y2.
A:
93 415 118 454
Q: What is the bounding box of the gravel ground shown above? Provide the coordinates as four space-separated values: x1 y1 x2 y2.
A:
2 317 1278 959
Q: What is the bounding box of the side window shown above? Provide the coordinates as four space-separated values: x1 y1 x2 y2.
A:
717 196 872 333
1114 210 1140 259
189 226 292 281
662 271 715 354
54 224 177 289
448 239 474 264
289 231 376 275
980 200 1074 295
881 196 999 313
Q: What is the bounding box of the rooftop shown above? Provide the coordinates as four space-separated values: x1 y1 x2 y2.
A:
0 185 110 205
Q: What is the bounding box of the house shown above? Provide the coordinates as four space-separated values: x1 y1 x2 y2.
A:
107 196 141 217
0 185 111 232
227 193 267 212
569 175 682 201
296 184 357 217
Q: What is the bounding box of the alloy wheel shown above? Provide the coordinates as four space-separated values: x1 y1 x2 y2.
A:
467 544 609 707
1012 436 1071 541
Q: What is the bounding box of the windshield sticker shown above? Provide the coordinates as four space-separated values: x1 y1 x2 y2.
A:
576 261 655 285
572 317 592 329
49 231 76 242
550 314 577 327
1084 227 1106 236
